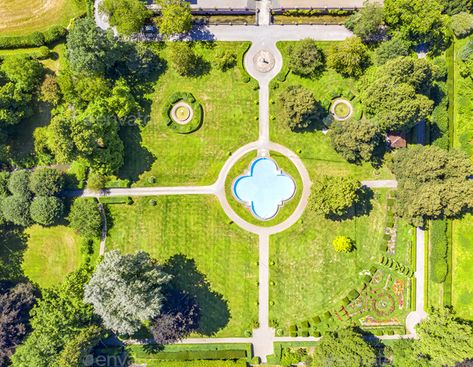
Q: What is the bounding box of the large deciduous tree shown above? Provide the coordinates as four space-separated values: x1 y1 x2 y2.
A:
328 119 385 165
29 196 64 226
101 0 151 36
327 37 371 78
390 145 473 226
68 198 102 239
84 250 171 335
279 85 324 131
361 56 435 132
0 283 36 366
29 168 65 197
288 39 326 78
156 0 192 38
312 328 377 367
11 267 96 367
345 1 385 43
415 308 473 367
309 176 363 217
384 0 447 46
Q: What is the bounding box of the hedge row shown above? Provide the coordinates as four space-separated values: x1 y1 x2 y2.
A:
162 92 203 134
143 360 248 367
238 43 252 83
430 220 449 283
0 26 67 49
139 350 247 361
430 84 450 150
99 196 133 205
380 256 414 277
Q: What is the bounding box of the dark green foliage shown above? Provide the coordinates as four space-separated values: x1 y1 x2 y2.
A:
288 39 326 78
430 220 449 283
68 198 102 239
279 85 325 130
385 0 447 46
345 1 385 43
0 283 36 366
29 196 64 226
361 57 435 131
280 348 312 367
415 308 473 366
347 289 360 301
0 171 10 197
7 171 32 197
327 37 371 78
11 267 96 367
313 328 377 367
439 0 473 15
391 145 473 226
1 195 32 226
131 349 246 361
328 119 385 165
450 12 473 38
100 0 151 36
163 92 203 134
375 36 412 65
29 168 65 196
66 18 117 76
56 325 104 367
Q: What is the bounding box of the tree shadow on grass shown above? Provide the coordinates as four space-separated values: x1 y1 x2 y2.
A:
162 254 230 336
326 187 374 222
117 124 156 183
0 227 28 285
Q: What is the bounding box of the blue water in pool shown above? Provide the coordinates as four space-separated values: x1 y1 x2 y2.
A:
233 157 296 220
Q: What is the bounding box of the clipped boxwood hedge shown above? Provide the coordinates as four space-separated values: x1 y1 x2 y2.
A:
162 92 203 134
142 349 247 361
0 25 67 49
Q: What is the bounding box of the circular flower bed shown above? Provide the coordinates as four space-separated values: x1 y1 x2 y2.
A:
163 92 203 134
372 291 396 317
331 99 353 121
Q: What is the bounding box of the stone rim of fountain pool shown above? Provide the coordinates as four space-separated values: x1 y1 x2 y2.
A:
232 156 296 221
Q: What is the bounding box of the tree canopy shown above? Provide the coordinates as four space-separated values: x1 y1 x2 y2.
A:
346 1 385 43
101 0 151 36
415 308 473 366
328 119 385 165
29 168 65 197
385 0 447 46
361 56 435 132
309 176 363 217
390 145 473 226
68 198 103 239
313 328 377 367
279 85 324 131
156 0 192 38
29 196 64 226
288 39 326 78
327 37 371 78
84 250 171 335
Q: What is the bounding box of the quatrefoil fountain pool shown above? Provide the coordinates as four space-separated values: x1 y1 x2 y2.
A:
233 157 296 221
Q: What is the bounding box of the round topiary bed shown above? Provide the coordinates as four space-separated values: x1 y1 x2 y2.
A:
163 92 203 134
331 98 353 121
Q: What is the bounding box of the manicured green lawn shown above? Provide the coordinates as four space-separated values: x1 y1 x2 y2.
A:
269 189 392 329
22 225 82 288
224 151 303 227
451 36 473 320
105 195 259 337
452 215 473 320
121 42 259 186
270 42 393 181
0 0 85 36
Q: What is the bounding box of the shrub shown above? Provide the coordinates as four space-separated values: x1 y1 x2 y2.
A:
0 26 66 49
2 195 32 226
8 171 31 198
450 12 473 38
68 198 102 239
212 50 237 71
30 196 64 226
430 220 449 283
332 236 354 253
87 172 106 192
348 289 360 301
29 168 65 196
288 39 325 78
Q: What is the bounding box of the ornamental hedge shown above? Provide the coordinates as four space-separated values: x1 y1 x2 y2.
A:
0 25 67 49
135 350 247 361
162 92 203 134
430 220 449 283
